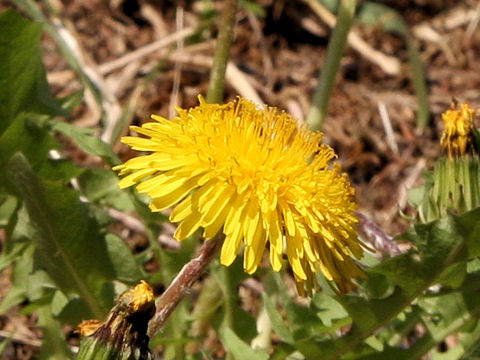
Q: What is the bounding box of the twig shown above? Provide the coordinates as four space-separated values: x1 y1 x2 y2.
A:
147 234 224 337
303 0 401 76
378 102 399 155
107 208 145 234
466 1 480 40
412 24 456 65
0 330 42 348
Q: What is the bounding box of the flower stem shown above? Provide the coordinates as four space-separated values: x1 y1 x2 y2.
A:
306 0 357 131
147 233 224 338
206 0 238 103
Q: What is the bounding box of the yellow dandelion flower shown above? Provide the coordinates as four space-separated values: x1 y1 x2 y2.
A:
114 96 365 294
440 101 476 158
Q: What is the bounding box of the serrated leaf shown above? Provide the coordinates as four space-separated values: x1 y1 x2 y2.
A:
7 153 115 319
0 10 66 135
295 211 480 359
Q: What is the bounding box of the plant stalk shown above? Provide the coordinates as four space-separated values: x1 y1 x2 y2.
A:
206 0 238 103
147 233 224 337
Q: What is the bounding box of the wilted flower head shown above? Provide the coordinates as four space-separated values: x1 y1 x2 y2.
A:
77 281 155 360
114 96 365 294
440 101 476 158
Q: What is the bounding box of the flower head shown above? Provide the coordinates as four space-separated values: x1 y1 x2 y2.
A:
114 96 365 294
440 101 476 158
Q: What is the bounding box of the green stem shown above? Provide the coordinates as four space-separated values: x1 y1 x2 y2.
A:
215 265 235 360
206 0 238 103
306 0 357 131
405 316 480 359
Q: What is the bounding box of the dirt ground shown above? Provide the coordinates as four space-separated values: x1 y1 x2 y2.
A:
1 0 480 357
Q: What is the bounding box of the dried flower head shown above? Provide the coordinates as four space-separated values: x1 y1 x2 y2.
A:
440 101 477 158
77 281 155 360
114 97 365 294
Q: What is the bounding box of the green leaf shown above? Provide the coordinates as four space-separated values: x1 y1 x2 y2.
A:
105 233 145 283
50 121 119 165
7 153 115 319
0 115 60 192
0 240 28 272
37 306 73 360
0 194 18 228
0 286 26 315
419 291 480 342
77 169 134 211
311 293 349 328
0 10 66 135
458 208 480 258
50 290 93 325
0 242 34 314
357 3 408 34
220 327 269 360
436 261 467 289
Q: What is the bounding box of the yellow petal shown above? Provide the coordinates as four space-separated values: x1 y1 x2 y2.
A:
174 210 202 240
199 183 235 226
243 214 266 274
286 236 307 280
170 195 193 223
224 195 249 235
117 168 157 188
221 224 243 266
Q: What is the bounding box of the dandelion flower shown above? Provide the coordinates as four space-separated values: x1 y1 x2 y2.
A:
440 101 476 158
416 101 480 223
114 96 365 294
